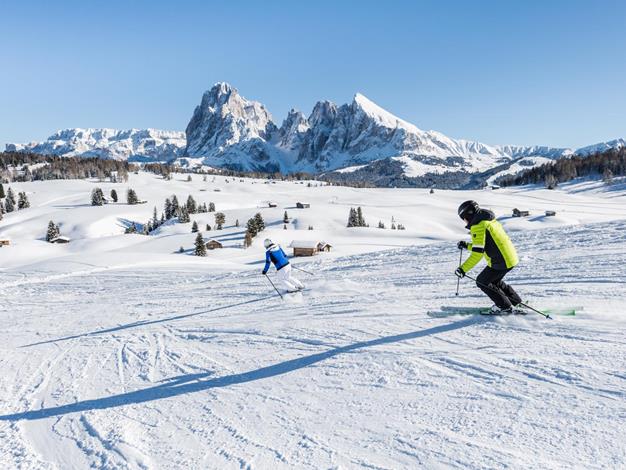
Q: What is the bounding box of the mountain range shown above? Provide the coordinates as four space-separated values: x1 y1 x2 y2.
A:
6 83 625 187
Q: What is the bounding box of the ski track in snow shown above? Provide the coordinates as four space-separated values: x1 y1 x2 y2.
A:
1 221 626 469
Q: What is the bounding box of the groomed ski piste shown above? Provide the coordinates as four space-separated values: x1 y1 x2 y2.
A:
1 172 625 469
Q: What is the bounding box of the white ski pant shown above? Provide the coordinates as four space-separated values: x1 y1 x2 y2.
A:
276 265 303 292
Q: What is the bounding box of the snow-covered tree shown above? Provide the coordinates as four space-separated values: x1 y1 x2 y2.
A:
127 188 139 205
378 221 385 229
187 175 192 182
5 188 16 213
347 207 357 227
215 212 225 230
191 221 199 233
206 224 211 231
357 207 365 227
46 220 60 242
110 189 118 202
164 197 173 219
603 168 614 185
186 195 197 214
178 206 190 223
0 183 5 199
208 202 215 212
125 223 137 234
283 211 289 223
253 212 265 232
91 187 104 206
0 203 4 221
235 219 239 227
171 195 180 215
246 218 258 237
194 232 206 256
17 192 30 210
152 206 159 228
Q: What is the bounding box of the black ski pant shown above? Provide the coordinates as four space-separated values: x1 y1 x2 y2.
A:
476 266 521 309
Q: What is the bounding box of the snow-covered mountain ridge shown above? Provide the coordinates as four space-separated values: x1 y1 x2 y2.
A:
6 83 624 187
6 128 186 162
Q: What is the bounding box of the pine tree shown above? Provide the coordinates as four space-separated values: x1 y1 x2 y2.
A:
0 183 5 199
186 195 197 214
283 224 287 230
178 206 190 223
194 232 206 256
603 168 614 185
164 197 173 219
253 212 265 232
208 202 215 212
378 221 385 229
127 188 139 205
187 175 192 182
110 189 118 202
215 212 225 230
357 207 365 227
171 195 180 214
192 221 199 233
91 188 104 206
0 203 4 221
46 220 60 242
283 211 289 223
246 218 258 237
244 231 253 248
5 188 16 213
17 192 30 210
206 224 211 231
125 223 137 234
347 207 357 227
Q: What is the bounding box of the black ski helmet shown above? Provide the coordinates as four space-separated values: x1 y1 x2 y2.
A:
458 200 479 221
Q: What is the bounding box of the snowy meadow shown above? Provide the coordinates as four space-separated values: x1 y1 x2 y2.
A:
1 172 625 469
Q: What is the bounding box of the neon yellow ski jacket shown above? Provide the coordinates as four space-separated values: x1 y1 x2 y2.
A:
462 209 519 273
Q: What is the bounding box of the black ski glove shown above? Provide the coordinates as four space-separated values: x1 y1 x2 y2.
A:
262 270 267 275
454 267 465 278
457 241 469 250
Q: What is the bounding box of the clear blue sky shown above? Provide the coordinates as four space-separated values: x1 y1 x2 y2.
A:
1 0 625 148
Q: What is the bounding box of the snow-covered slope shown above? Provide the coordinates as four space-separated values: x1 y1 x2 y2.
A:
6 128 186 162
0 173 624 469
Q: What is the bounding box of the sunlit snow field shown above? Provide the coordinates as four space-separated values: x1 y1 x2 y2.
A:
1 172 625 469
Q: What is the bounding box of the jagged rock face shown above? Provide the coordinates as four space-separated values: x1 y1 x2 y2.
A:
6 128 186 161
276 109 309 152
184 83 279 171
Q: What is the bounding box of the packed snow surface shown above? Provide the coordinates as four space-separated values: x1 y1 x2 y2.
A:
1 172 625 469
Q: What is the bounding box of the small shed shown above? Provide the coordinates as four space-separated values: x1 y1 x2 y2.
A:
290 240 318 257
50 236 71 244
317 241 332 252
512 208 530 217
545 210 557 217
296 202 310 209
205 239 223 250
0 239 11 247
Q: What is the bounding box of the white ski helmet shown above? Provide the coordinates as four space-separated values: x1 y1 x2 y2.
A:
264 238 274 249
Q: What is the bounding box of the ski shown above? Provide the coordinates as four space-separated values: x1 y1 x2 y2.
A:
428 305 580 318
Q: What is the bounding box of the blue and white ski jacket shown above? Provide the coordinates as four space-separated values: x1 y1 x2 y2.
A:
262 245 289 274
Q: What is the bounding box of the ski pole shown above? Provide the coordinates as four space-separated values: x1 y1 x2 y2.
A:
292 265 314 276
462 272 552 320
264 274 283 300
455 248 463 296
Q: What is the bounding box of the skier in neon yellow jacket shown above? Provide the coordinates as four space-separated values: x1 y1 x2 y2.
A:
455 200 522 314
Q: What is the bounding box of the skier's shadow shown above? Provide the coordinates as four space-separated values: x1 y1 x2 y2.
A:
1 317 480 422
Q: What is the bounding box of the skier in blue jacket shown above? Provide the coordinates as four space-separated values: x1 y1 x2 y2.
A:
262 238 304 292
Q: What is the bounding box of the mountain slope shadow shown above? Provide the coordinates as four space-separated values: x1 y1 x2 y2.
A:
2 317 480 421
